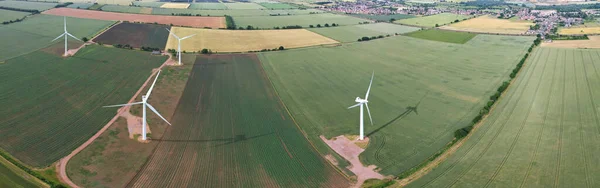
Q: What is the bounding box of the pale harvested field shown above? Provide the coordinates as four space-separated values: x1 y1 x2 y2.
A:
441 15 533 34
165 27 338 52
160 3 189 9
541 36 600 48
43 8 225 28
559 26 600 35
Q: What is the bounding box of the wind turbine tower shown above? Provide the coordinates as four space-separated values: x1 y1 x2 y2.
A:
166 28 196 65
348 72 374 140
51 17 82 57
103 71 171 141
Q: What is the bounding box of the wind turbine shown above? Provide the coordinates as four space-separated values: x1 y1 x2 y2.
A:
103 70 171 141
348 71 374 140
166 28 196 65
51 17 82 57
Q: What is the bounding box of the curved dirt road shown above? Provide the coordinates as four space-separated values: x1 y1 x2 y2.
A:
57 54 175 188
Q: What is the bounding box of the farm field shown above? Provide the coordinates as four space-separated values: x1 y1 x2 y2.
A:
0 45 165 167
223 2 265 9
0 156 46 187
308 23 419 42
396 13 471 28
0 14 114 61
441 15 534 35
259 2 297 9
132 1 165 8
66 3 94 9
541 36 600 48
43 8 226 28
0 0 57 11
260 35 534 175
160 3 190 9
405 29 477 44
188 2 227 10
0 9 30 23
234 13 369 29
100 4 145 14
67 62 195 188
407 47 600 188
165 27 338 52
146 7 322 16
128 54 350 187
94 22 170 49
350 13 416 22
559 26 600 35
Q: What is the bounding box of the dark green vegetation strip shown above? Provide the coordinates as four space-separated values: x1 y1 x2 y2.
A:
405 29 477 44
0 45 166 167
0 154 47 188
408 41 600 188
260 35 534 176
128 54 349 187
94 22 170 49
350 14 416 22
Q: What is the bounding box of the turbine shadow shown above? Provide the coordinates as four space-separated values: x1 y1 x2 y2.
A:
366 93 428 137
151 132 274 143
213 132 275 147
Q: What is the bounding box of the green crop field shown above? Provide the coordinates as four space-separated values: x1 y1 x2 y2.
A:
309 23 419 42
0 156 45 188
0 9 30 23
407 47 600 188
405 29 477 44
132 1 165 8
0 45 165 167
260 35 533 175
396 13 471 28
0 0 57 11
223 2 265 9
128 54 349 188
100 4 145 14
234 13 369 29
129 54 349 187
350 14 416 22
189 3 227 10
259 2 297 9
0 14 114 61
66 3 94 9
146 7 321 16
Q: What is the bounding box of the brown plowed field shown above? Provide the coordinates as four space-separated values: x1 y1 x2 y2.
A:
43 8 225 28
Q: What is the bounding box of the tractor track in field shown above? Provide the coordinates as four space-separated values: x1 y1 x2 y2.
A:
417 47 543 187
483 47 549 187
56 54 173 188
574 51 592 188
553 50 567 188
519 48 557 188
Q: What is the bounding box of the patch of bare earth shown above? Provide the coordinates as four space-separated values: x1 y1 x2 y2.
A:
321 135 385 188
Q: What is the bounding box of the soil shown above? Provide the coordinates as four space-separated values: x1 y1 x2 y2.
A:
321 135 385 188
43 8 226 29
118 109 150 141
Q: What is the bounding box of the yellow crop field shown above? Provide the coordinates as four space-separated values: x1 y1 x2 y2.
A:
160 3 189 9
559 26 600 35
541 36 600 48
165 27 339 52
441 15 533 34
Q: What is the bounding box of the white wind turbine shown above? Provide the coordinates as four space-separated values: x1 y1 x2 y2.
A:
166 28 196 65
348 71 374 140
51 17 82 57
103 70 171 141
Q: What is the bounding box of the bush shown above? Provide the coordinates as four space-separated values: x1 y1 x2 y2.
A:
82 37 89 42
225 15 236 29
278 46 284 50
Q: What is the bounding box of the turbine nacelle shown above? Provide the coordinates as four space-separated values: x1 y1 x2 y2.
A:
355 97 367 103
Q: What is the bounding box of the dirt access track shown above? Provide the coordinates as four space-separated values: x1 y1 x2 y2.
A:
43 8 225 28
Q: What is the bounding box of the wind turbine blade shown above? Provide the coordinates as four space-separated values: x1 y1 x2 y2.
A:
145 70 161 99
347 103 361 109
365 71 374 100
147 103 171 125
103 101 143 108
64 17 67 32
180 34 196 40
66 32 82 42
365 102 373 125
166 28 180 39
51 33 65 42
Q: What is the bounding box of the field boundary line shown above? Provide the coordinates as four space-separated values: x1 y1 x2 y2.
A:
257 59 354 182
553 49 567 188
56 54 172 188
